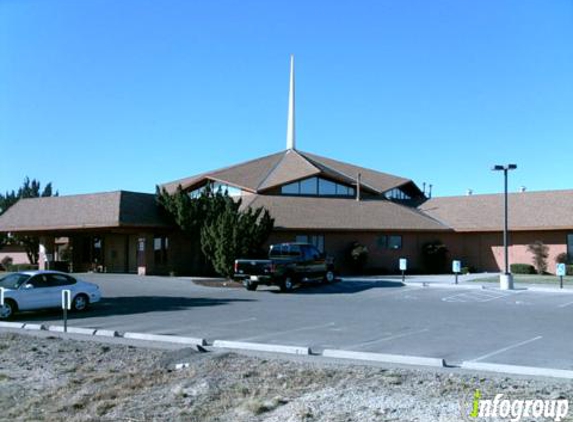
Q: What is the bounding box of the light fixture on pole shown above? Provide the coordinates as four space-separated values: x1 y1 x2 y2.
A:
492 164 517 290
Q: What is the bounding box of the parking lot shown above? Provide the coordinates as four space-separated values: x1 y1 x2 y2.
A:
10 273 573 371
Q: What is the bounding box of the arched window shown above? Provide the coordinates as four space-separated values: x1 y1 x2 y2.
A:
280 177 355 197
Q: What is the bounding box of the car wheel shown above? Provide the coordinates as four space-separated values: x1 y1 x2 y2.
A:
324 270 336 284
72 294 89 312
280 276 295 293
0 299 16 320
243 279 258 291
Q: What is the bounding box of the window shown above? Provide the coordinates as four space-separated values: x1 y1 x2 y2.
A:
281 177 355 197
377 235 402 250
384 188 411 201
47 274 76 287
296 234 325 253
568 234 573 262
154 236 169 265
189 181 243 198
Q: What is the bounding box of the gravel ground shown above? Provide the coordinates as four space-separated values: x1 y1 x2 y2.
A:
0 332 572 422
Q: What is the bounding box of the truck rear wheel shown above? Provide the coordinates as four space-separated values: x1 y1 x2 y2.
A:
280 276 295 293
324 270 336 284
243 279 258 291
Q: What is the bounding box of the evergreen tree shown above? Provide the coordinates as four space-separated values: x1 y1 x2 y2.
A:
0 177 58 263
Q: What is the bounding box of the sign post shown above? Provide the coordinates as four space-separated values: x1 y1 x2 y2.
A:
0 287 4 307
62 290 71 332
399 258 408 283
452 260 461 285
557 263 566 289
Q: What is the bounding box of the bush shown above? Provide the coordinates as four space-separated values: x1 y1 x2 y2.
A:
567 265 573 276
421 241 448 274
347 242 369 273
1 256 13 271
461 266 477 275
556 252 570 264
510 263 536 274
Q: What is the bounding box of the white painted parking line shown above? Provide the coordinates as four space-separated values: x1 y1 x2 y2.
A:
211 317 257 326
239 322 336 341
352 328 430 349
470 336 543 362
557 300 573 309
442 290 520 303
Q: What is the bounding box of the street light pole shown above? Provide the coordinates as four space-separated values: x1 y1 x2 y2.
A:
492 164 517 290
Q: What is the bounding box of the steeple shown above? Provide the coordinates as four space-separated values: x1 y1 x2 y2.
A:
286 55 296 150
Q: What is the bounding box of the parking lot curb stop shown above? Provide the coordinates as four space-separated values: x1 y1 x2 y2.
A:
322 349 445 367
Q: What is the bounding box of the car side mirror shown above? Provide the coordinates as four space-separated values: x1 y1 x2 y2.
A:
23 284 34 290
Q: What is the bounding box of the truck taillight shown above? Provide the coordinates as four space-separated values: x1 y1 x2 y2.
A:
234 261 238 273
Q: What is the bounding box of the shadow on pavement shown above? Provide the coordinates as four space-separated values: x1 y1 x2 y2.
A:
268 279 405 295
12 296 255 322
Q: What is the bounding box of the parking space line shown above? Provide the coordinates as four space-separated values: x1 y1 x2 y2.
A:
471 336 543 362
212 317 257 326
239 322 336 341
352 328 430 349
557 300 573 309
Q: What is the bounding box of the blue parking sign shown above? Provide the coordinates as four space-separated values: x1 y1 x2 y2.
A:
557 263 566 277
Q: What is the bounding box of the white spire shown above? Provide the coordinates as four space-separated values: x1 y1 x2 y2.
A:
286 54 296 150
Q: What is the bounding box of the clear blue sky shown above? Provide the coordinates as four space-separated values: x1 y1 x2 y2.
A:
1 0 572 197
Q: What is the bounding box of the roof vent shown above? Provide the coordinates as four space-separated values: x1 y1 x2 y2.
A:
466 189 473 196
520 186 527 193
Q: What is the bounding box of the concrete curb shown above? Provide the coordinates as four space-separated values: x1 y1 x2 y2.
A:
461 361 573 379
212 340 310 355
123 332 206 346
526 286 573 294
48 325 96 335
94 329 119 338
322 349 445 367
0 321 25 329
23 323 46 331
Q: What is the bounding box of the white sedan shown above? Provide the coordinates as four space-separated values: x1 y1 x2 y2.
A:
0 270 101 319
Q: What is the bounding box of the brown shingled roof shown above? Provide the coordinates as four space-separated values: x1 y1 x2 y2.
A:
419 190 573 232
0 191 172 233
243 195 449 231
161 149 418 196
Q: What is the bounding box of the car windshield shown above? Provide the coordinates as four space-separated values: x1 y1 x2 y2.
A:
0 273 32 289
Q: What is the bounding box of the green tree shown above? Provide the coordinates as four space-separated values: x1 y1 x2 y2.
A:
156 184 274 277
0 177 57 263
201 204 274 277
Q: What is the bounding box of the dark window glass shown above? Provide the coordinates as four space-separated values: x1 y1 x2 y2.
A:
281 182 299 194
47 274 75 287
295 234 325 253
318 179 336 195
27 275 49 288
568 234 573 261
378 235 402 250
300 178 318 195
154 236 168 265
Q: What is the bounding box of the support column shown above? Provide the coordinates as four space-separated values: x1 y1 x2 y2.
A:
38 236 56 270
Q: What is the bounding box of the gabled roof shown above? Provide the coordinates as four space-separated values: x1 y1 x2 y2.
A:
242 194 449 231
0 191 172 233
419 190 573 232
161 149 418 196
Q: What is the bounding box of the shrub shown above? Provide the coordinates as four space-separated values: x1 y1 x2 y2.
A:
510 263 535 274
421 241 448 274
526 241 549 274
1 256 13 270
568 265 573 276
347 242 369 273
461 265 477 275
556 252 570 264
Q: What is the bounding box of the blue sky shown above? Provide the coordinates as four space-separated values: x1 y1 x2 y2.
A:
1 0 572 197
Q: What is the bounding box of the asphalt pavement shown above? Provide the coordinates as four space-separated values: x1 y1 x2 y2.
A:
9 273 573 371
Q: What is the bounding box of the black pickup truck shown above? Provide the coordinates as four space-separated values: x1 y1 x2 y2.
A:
234 242 336 292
